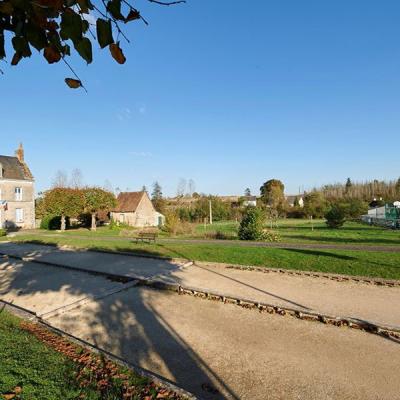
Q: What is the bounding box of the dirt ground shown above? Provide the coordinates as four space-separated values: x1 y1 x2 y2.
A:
1 243 400 399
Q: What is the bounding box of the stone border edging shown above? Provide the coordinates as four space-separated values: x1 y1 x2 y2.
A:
2 248 400 340
14 240 400 287
137 279 400 341
195 261 400 288
0 301 197 400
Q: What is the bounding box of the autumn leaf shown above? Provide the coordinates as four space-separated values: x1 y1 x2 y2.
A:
44 45 61 63
125 9 140 22
109 43 126 64
65 78 82 89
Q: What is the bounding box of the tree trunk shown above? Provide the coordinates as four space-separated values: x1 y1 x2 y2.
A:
61 214 66 231
91 212 97 231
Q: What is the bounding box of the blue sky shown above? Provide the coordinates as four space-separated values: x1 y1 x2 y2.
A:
1 0 399 196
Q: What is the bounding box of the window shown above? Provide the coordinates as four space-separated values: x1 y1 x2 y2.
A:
16 208 24 223
15 187 22 201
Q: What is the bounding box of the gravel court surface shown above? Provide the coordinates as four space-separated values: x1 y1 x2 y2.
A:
1 242 400 328
0 257 124 315
46 286 400 400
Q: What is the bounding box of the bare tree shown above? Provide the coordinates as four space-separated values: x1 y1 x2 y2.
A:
103 179 114 193
176 178 187 197
52 170 69 188
70 168 84 188
188 179 196 197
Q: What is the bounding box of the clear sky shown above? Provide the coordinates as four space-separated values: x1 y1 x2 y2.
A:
1 0 399 197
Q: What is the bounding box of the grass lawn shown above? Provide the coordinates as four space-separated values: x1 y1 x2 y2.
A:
0 309 176 400
34 219 400 247
194 219 400 246
8 234 400 280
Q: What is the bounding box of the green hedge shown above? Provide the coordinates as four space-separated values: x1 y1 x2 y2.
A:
40 215 70 230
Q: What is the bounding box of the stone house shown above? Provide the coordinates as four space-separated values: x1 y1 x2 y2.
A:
0 144 35 229
286 195 304 208
111 191 164 227
242 196 257 207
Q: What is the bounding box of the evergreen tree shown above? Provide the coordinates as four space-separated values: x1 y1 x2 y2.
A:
345 178 352 194
151 182 165 213
244 188 251 197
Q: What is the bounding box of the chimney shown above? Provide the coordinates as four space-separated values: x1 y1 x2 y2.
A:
15 143 24 163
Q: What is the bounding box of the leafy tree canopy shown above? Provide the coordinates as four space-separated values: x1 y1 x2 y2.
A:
43 187 84 217
83 187 115 230
260 179 285 210
0 0 185 89
83 187 115 213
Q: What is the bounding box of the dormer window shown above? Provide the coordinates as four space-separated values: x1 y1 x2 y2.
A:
15 187 22 201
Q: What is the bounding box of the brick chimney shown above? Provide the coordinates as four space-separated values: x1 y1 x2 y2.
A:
15 143 24 163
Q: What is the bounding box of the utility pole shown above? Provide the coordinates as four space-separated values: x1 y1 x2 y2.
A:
209 200 213 225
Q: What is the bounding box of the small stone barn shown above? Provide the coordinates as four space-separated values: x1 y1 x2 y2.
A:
111 191 164 227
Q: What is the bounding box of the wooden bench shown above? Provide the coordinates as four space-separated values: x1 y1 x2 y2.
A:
134 231 158 243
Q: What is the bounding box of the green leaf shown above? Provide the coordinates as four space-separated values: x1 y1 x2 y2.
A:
81 19 89 33
75 37 92 64
11 36 32 57
60 11 83 42
96 18 113 49
78 0 94 13
0 32 5 59
62 44 71 56
106 0 124 20
26 24 47 51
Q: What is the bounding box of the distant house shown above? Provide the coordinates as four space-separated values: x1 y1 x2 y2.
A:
0 143 35 229
111 191 164 227
286 195 304 208
242 196 257 207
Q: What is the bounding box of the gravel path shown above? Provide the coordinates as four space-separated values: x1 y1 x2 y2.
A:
2 247 400 399
1 242 400 327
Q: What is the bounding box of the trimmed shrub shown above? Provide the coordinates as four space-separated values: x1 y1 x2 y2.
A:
40 215 70 230
238 207 265 241
0 229 6 237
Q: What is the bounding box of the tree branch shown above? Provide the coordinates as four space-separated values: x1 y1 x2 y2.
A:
146 0 186 5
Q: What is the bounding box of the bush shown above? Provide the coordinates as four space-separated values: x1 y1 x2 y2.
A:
40 215 70 230
262 229 281 242
325 205 346 228
0 229 6 237
286 207 306 219
238 207 265 241
162 211 194 236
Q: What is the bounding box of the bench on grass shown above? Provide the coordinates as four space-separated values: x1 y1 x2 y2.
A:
134 231 158 243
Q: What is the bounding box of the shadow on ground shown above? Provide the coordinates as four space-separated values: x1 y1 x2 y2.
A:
0 245 238 399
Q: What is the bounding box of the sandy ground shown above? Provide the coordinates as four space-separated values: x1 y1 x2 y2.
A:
1 251 400 399
1 242 399 327
48 287 400 400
